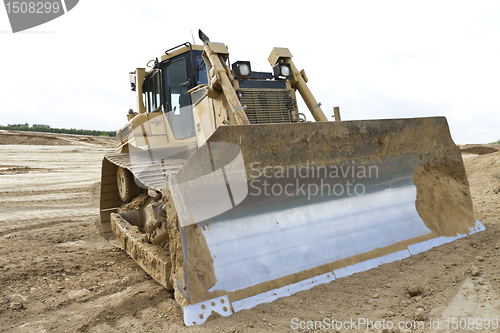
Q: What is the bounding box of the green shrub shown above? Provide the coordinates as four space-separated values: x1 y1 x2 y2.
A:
0 125 115 137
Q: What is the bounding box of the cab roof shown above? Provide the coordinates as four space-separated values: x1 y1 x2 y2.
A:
160 44 204 62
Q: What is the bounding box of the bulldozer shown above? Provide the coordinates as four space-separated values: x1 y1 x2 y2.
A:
100 30 484 326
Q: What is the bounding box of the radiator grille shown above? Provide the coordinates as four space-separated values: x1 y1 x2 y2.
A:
240 90 293 124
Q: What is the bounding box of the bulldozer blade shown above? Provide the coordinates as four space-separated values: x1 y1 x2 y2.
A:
169 116 484 325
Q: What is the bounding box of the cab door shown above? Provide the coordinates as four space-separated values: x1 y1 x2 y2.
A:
164 57 195 140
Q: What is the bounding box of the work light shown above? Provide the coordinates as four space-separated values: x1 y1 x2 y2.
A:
273 63 292 80
129 72 136 91
232 61 252 79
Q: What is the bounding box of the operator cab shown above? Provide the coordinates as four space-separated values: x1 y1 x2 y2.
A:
139 44 207 139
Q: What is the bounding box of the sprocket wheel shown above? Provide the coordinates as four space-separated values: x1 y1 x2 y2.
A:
117 167 133 202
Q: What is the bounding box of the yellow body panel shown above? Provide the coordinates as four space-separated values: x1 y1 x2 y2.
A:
100 31 483 327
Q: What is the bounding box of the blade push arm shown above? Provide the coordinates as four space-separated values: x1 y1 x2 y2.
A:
268 48 328 122
199 30 250 125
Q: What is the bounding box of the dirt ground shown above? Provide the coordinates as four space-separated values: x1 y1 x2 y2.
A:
0 130 499 333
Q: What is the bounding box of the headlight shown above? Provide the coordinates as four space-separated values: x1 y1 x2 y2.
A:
239 63 250 76
273 63 292 80
232 61 252 79
280 65 290 77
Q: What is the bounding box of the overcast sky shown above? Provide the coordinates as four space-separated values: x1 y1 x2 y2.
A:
1 0 499 144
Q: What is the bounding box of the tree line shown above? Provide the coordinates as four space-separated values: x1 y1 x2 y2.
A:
0 124 115 137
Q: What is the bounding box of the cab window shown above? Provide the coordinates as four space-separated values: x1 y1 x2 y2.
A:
164 58 195 139
195 57 208 85
142 71 162 112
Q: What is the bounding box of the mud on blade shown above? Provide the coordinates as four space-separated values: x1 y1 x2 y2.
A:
170 116 484 325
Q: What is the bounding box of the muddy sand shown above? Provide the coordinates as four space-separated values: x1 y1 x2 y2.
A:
0 130 499 332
